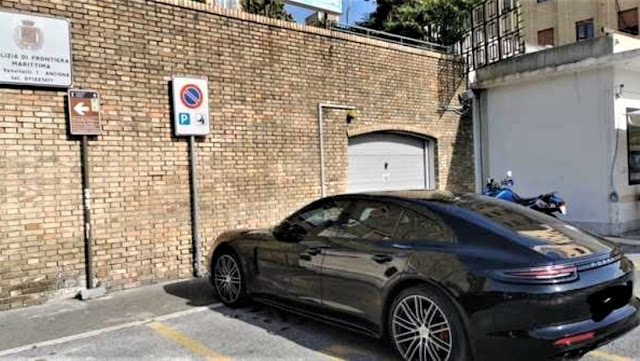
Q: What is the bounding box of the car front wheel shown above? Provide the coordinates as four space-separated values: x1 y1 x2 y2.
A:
212 251 248 307
389 285 470 361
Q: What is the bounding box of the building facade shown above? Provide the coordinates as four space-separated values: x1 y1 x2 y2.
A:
0 0 472 310
471 32 640 236
521 0 640 47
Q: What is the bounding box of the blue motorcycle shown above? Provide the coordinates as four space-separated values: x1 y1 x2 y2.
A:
484 171 567 217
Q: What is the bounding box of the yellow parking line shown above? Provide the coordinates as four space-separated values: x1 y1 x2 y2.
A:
147 321 230 361
587 350 633 361
319 344 395 361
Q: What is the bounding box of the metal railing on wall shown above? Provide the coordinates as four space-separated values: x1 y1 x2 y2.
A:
330 23 453 53
183 0 453 54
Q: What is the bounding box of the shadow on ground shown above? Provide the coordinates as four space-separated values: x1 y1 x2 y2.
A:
162 278 218 307
163 279 397 361
213 303 399 361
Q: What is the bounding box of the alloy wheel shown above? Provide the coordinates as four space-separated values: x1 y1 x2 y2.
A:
213 254 242 304
392 294 453 361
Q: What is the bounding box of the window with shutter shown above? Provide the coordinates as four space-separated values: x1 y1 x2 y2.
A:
619 8 639 36
576 19 594 42
537 28 554 46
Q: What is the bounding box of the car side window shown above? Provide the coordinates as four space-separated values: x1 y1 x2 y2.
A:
317 200 403 240
284 199 348 237
394 208 454 243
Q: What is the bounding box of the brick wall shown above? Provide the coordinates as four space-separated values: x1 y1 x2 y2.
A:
0 0 473 310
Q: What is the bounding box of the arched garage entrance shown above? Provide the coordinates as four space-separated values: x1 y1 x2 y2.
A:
347 132 435 193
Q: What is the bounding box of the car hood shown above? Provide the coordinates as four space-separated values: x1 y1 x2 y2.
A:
216 228 272 243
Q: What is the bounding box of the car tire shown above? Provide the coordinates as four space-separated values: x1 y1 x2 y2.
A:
388 285 471 361
211 250 249 308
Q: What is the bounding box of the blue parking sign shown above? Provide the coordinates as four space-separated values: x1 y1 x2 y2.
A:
179 113 190 125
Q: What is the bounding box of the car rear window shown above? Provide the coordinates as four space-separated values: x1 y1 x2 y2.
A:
448 195 612 258
394 207 455 243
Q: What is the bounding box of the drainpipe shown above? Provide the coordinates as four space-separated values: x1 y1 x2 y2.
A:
471 90 483 193
317 103 356 198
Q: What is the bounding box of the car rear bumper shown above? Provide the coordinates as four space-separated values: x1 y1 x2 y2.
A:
472 297 640 361
542 296 640 360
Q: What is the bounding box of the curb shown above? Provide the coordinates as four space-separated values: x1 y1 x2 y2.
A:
606 238 640 254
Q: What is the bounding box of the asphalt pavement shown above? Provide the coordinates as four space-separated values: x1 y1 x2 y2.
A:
0 254 638 361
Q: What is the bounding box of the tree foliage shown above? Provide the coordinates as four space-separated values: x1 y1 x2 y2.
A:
241 0 294 21
360 0 479 46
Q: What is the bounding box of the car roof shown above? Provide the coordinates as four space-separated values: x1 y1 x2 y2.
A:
334 190 461 203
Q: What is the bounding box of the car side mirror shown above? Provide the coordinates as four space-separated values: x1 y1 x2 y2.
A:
274 222 306 243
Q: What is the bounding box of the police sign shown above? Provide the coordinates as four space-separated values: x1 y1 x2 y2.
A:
0 10 72 87
172 76 210 137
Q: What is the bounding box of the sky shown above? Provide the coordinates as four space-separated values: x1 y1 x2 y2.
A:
285 0 376 25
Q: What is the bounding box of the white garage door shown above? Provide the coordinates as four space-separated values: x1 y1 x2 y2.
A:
347 133 431 193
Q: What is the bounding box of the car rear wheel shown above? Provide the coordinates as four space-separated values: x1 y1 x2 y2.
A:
389 285 470 361
212 251 248 307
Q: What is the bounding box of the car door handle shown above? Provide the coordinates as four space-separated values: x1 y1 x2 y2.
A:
305 247 325 256
372 254 393 264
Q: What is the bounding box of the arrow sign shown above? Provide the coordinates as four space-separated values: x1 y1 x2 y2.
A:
74 102 90 116
68 89 101 135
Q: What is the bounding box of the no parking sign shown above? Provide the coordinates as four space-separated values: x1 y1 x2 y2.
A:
172 76 210 136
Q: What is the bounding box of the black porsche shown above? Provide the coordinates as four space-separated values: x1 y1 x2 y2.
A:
208 191 639 361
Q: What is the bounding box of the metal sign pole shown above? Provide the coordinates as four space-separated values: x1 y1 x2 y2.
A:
68 89 105 299
188 135 203 277
81 135 94 289
172 76 209 278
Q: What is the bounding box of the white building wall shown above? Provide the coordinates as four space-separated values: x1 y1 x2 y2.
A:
613 33 640 54
612 67 640 232
482 68 614 233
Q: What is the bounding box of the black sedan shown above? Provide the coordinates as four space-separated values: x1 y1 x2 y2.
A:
208 191 639 361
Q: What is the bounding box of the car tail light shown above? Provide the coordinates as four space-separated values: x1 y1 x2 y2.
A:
506 265 577 279
494 265 578 284
554 331 595 346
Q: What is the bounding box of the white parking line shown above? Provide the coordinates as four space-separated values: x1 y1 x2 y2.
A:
0 303 223 358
